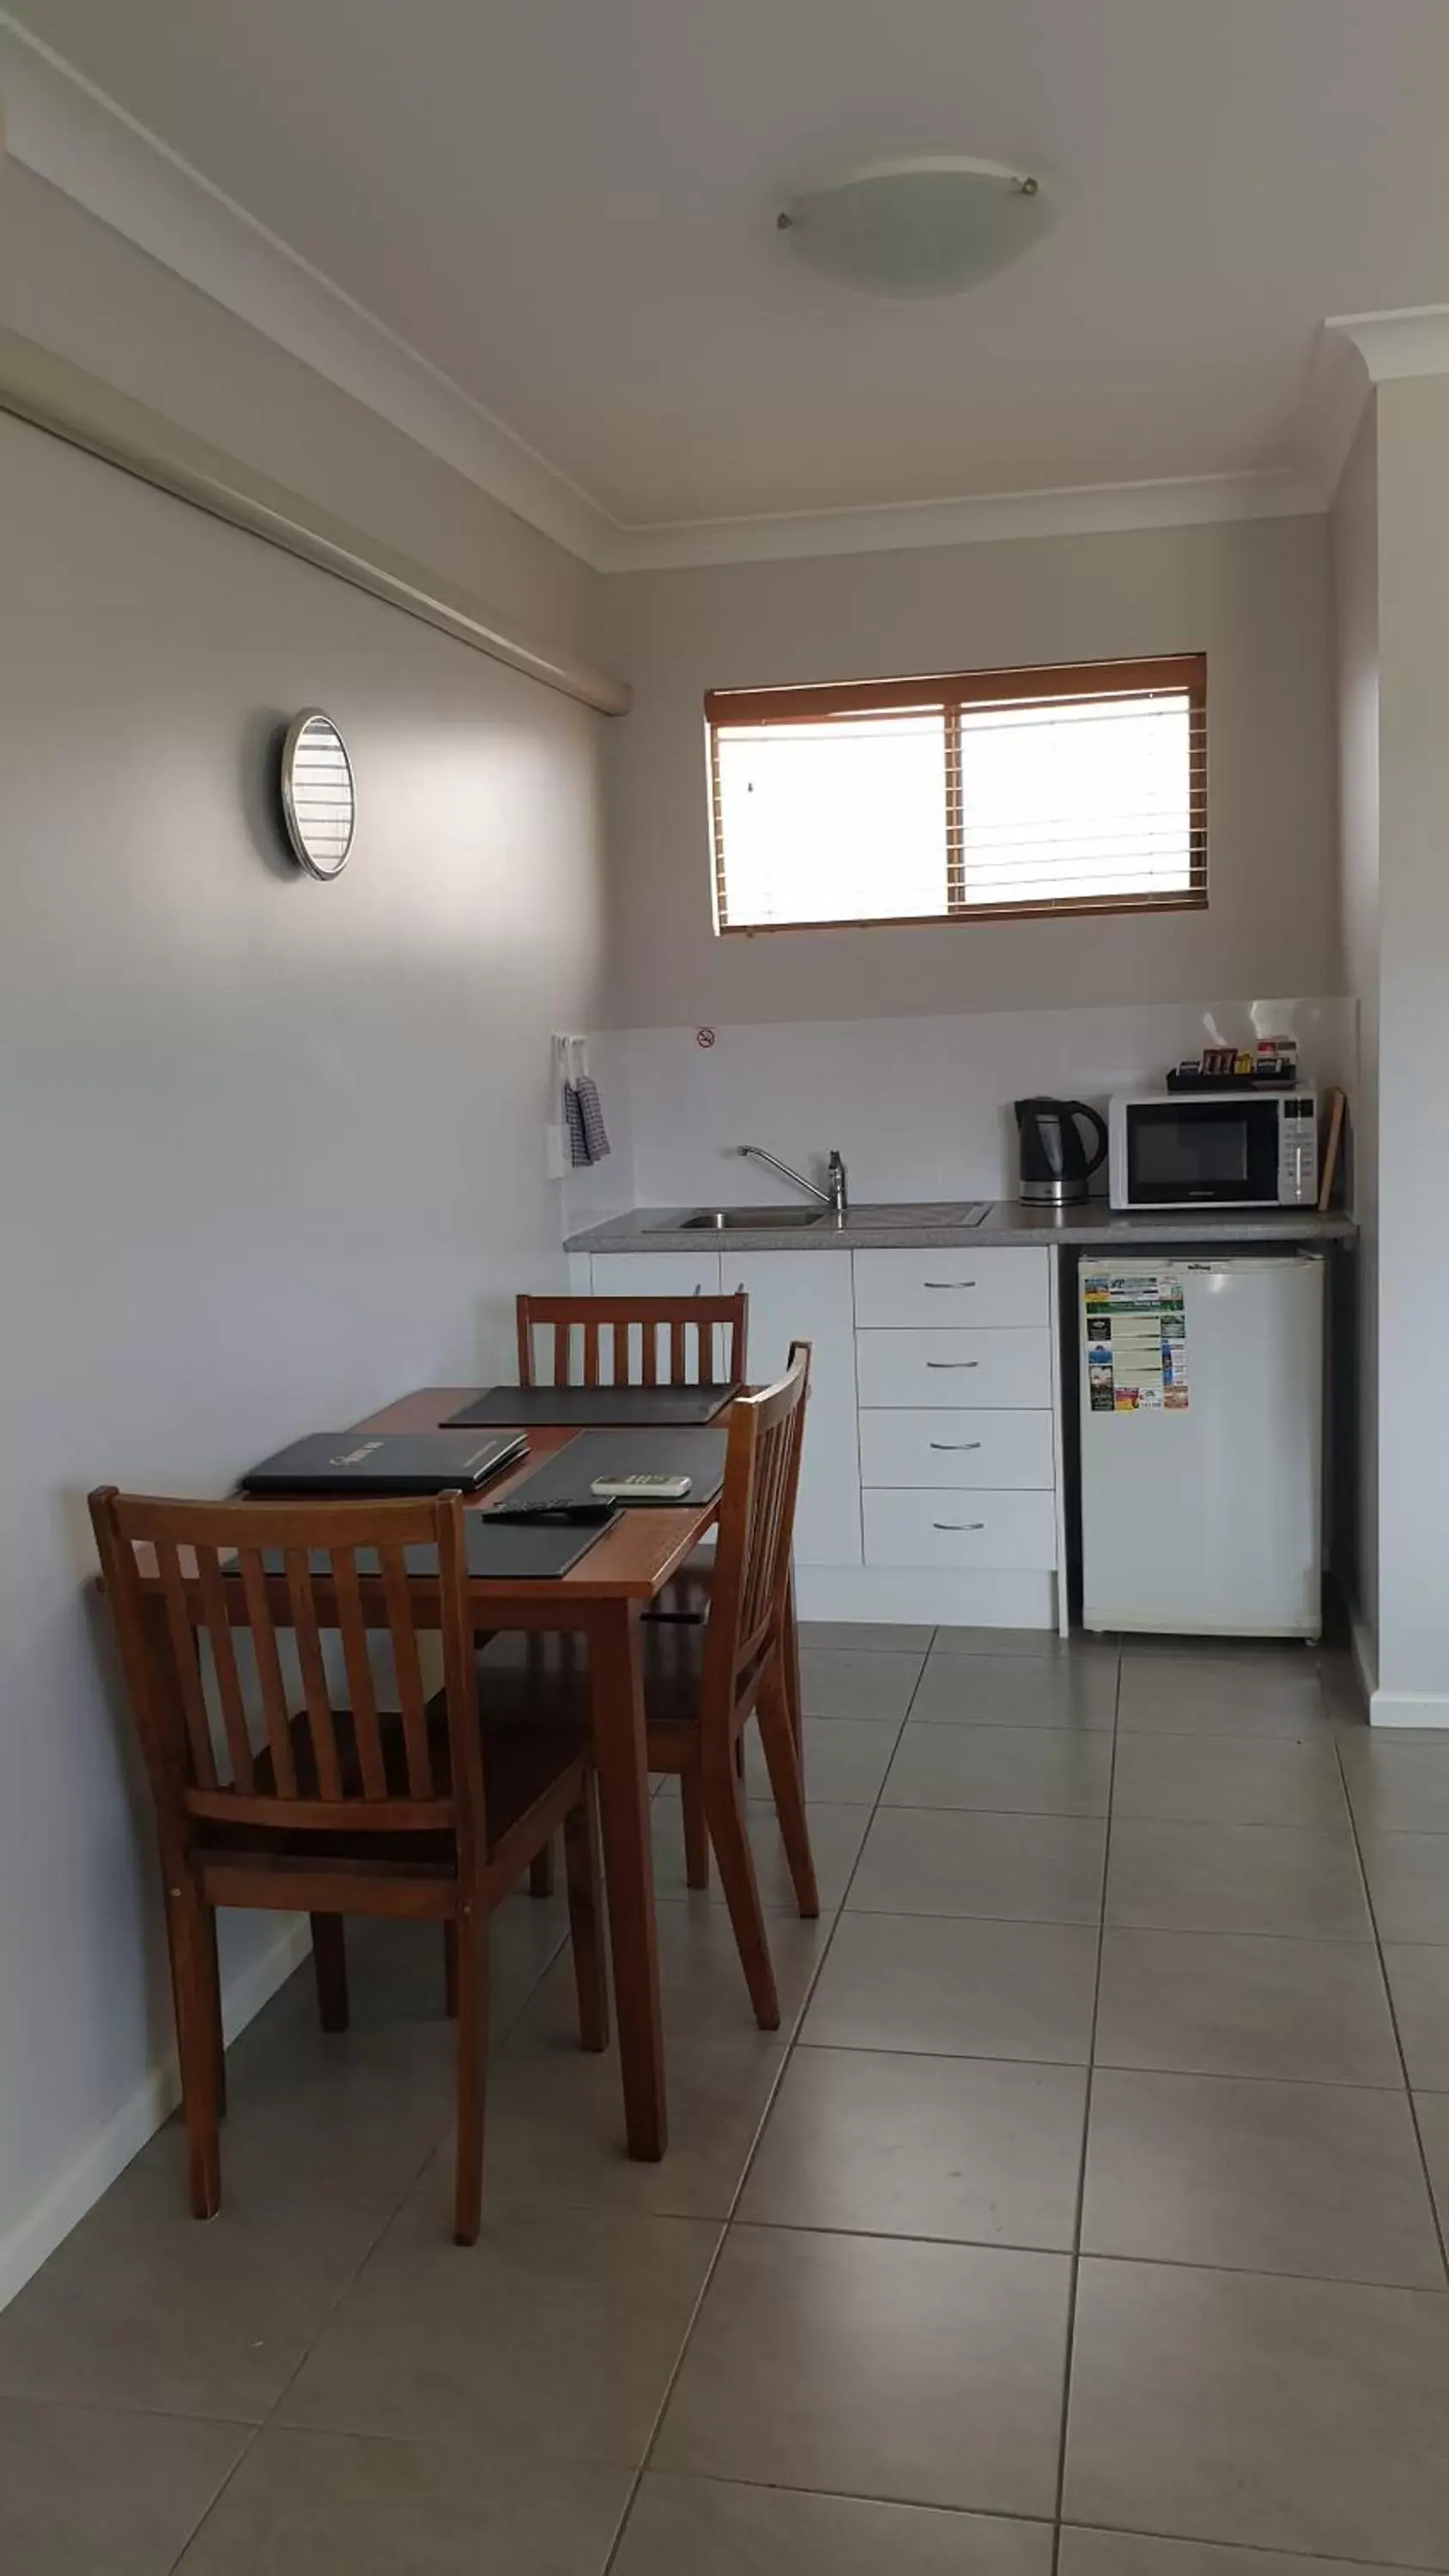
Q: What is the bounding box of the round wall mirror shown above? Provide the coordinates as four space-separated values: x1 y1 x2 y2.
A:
280 710 355 879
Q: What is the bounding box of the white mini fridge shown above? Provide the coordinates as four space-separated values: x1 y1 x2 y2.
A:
1079 1253 1325 1638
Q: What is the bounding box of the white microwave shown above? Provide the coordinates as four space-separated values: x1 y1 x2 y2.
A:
1108 1090 1318 1212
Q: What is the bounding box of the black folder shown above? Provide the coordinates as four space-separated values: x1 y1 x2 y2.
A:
495 1428 728 1511
441 1383 738 1430
239 1430 527 1497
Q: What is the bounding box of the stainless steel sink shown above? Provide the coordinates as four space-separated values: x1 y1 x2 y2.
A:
846 1200 991 1225
678 1205 831 1230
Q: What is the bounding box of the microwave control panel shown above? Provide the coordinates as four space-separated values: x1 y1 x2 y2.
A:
1279 1098 1319 1205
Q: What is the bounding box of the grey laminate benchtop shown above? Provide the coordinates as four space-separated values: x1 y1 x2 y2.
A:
567 1201 1356 1255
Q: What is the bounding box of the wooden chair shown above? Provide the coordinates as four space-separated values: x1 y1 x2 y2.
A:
479 1345 817 2029
88 1486 608 2245
516 1288 749 1899
517 1291 748 1389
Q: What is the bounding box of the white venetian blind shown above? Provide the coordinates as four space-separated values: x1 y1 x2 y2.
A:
706 656 1206 933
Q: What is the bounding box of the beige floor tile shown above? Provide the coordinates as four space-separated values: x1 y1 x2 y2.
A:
738 2046 1086 2248
1105 1819 1372 1940
1343 1737 1449 1834
931 1627 1117 1661
1361 1832 1449 1944
847 1806 1106 1924
803 1912 1099 2063
883 1723 1112 1816
176 2427 631 2573
649 1798 870 1916
1065 2256 1449 2564
434 2026 786 2222
278 2196 718 2461
615 2473 1052 2574
654 2225 1070 2518
798 1621 934 1654
798 1647 926 1721
1411 2091 1449 2237
1117 1649 1327 1736
744 1715 900 1804
1112 1734 1349 1830
1383 1945 1449 2088
0 2397 246 2576
911 1653 1118 1728
1061 2530 1425 2576
1095 1929 1402 2086
0 2154 384 2423
518 1896 831 2049
1083 2068 1443 2286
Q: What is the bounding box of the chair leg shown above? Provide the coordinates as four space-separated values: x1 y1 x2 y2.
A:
310 1913 349 2033
756 1660 820 1920
529 1841 555 1899
703 1758 780 2032
201 1904 227 2118
681 1773 710 1890
166 1879 221 2220
452 1903 488 2246
563 1787 610 2053
443 1920 459 2019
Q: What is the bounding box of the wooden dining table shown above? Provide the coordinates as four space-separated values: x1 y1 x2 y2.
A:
340 1382 724 2162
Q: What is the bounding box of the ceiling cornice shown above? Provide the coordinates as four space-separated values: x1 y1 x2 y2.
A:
1301 305 1449 505
0 13 1373 574
0 14 621 565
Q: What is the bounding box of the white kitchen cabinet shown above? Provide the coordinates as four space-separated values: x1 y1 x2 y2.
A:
855 1327 1053 1412
858 1406 1055 1492
724 1253 861 1566
864 1487 1058 1571
853 1246 1051 1330
588 1252 722 1297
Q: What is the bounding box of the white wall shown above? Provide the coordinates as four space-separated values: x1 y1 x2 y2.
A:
599 513 1340 1030
1333 411 1379 1666
0 201 613 2297
617 997 1354 1212
1373 375 1449 1712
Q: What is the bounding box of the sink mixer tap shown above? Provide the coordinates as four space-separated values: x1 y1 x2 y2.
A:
736 1143 849 1217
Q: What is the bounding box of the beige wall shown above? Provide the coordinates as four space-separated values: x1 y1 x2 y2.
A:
0 191 611 2297
1333 410 1379 1650
599 515 1341 1030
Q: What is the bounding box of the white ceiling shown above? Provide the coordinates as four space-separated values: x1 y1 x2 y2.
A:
8 0 1449 545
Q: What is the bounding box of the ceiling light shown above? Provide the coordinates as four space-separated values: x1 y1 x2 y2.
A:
776 155 1052 298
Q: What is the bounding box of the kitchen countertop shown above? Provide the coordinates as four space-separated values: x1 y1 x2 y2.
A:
567 1200 1356 1255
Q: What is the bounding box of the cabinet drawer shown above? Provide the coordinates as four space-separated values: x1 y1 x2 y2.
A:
858 1407 1055 1492
864 1487 1058 1571
853 1247 1049 1329
856 1327 1052 1410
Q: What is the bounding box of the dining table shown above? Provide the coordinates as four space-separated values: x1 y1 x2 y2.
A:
341 1382 728 2163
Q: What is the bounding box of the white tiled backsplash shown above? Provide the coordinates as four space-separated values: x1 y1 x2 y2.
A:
567 997 1355 1219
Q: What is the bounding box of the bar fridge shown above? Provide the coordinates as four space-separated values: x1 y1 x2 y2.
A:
1079 1253 1325 1638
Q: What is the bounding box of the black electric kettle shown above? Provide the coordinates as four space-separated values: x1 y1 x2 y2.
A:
1014 1097 1109 1208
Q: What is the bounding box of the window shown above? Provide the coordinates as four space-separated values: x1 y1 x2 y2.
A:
706 653 1206 933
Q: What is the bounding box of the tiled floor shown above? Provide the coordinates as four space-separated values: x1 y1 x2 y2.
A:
7 1625 1449 2571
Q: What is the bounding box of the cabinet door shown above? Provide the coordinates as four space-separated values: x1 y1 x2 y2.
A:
589 1254 723 1297
725 1254 861 1566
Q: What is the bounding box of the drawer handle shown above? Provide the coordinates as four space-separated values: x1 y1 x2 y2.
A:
934 1520 986 1532
924 1280 976 1290
925 1360 979 1370
930 1440 983 1451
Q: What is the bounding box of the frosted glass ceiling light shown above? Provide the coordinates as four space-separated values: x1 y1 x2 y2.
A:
777 155 1052 297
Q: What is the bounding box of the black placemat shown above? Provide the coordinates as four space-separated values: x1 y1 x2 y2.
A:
441 1383 738 1429
497 1428 728 1510
238 1510 620 1583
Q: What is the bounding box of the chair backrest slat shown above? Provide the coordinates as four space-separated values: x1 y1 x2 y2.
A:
88 1489 482 1844
700 1344 810 1724
379 1543 433 1800
516 1293 749 1392
195 1546 255 1792
155 1541 217 1789
332 1546 387 1799
236 1544 297 1795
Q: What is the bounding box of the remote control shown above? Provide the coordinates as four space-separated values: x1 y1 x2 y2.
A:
590 1472 693 1501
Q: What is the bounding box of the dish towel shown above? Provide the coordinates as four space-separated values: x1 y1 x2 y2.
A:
557 1036 610 1168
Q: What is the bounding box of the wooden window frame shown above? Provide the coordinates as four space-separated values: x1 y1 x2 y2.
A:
706 653 1208 935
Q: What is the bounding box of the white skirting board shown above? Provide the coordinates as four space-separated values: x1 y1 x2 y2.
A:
794 1564 1058 1629
1370 1692 1449 1728
0 1917 311 2314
